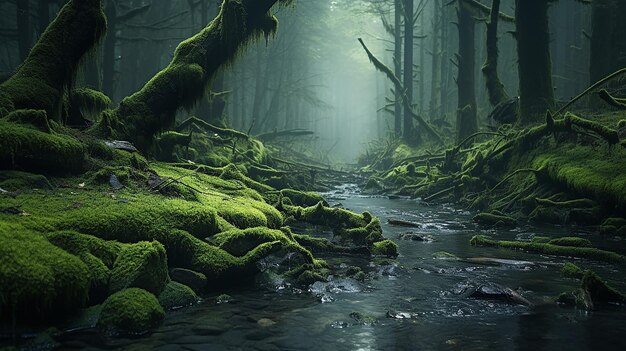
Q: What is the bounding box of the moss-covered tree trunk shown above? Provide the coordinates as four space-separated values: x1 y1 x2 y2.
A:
0 0 106 120
515 0 554 125
394 0 403 137
102 0 289 151
403 0 414 141
456 0 477 142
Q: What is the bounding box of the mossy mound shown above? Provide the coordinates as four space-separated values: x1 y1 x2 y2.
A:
0 223 90 323
109 241 170 295
98 288 164 334
561 262 584 279
279 189 328 207
0 119 85 173
157 281 197 310
212 227 311 260
371 240 399 257
470 235 625 263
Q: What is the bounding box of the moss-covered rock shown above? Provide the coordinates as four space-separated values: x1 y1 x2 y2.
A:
371 240 399 257
109 241 170 296
470 235 625 263
580 270 626 306
561 262 584 279
98 288 164 334
157 281 197 310
0 223 90 323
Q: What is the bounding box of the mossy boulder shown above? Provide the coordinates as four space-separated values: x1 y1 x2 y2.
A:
581 270 626 306
371 240 399 257
157 281 197 310
109 241 170 296
98 288 164 334
0 223 90 322
561 262 584 279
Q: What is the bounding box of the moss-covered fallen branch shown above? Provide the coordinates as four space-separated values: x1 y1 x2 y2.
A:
470 235 625 263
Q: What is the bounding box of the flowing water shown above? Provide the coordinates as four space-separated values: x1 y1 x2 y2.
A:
57 184 626 350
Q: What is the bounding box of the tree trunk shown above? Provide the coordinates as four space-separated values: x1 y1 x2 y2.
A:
589 0 626 86
106 0 288 151
482 0 509 107
515 0 554 125
1 0 106 119
17 0 32 61
456 0 477 142
430 0 441 118
403 0 414 141
102 0 117 100
394 0 402 137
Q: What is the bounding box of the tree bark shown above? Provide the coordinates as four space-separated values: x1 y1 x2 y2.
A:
456 0 477 143
394 0 403 137
482 0 510 107
403 0 414 141
515 0 554 125
102 0 117 100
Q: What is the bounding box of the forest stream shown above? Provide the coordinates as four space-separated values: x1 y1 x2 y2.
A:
50 184 626 351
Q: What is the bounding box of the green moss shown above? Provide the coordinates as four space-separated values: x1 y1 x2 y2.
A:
212 226 315 263
157 281 197 310
280 189 327 207
297 202 369 228
296 270 326 286
371 240 399 257
0 170 53 190
548 237 593 248
98 288 164 334
470 235 625 263
0 223 90 322
473 212 516 227
5 109 51 132
109 241 170 295
68 87 111 120
561 262 584 279
534 197 597 208
0 120 86 173
531 236 552 243
0 0 107 120
531 145 626 208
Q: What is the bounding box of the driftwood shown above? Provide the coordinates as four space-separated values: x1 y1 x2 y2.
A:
387 219 421 228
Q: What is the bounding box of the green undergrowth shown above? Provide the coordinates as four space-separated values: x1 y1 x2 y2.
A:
470 235 625 263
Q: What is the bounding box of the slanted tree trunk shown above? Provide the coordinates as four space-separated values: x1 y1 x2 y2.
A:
456 0 477 143
403 0 414 141
105 0 291 151
0 0 106 119
393 0 402 137
515 0 554 125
